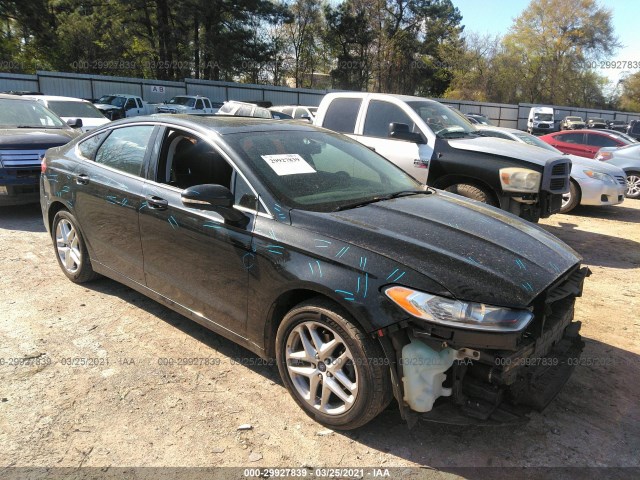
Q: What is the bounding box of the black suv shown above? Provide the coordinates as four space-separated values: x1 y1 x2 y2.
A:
0 94 80 205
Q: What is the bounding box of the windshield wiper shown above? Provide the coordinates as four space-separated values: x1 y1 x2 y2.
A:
333 189 427 212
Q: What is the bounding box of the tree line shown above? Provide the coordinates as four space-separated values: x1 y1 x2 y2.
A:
0 0 638 111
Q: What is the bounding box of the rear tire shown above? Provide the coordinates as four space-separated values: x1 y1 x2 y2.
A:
625 171 640 199
52 210 99 283
276 298 392 430
445 183 497 206
560 180 581 213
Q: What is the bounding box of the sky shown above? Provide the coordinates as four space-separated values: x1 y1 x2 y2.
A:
452 0 639 90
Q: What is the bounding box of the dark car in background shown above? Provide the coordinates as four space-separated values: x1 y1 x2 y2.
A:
464 113 494 125
41 115 587 429
0 94 80 205
596 143 640 199
540 129 634 158
627 120 640 141
607 120 628 133
586 117 607 129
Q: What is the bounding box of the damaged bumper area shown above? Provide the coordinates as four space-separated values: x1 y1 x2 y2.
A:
384 266 590 425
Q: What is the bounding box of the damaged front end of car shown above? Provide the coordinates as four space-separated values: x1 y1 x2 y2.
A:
377 265 590 426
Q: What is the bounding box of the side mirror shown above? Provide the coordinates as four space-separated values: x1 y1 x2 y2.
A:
66 118 83 129
388 123 424 144
300 115 312 123
181 184 247 223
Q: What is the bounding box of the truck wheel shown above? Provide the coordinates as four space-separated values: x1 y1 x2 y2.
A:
445 184 497 206
560 180 581 213
625 171 640 199
52 210 99 283
276 298 392 430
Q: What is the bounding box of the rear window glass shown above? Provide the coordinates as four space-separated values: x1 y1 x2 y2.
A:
322 98 362 133
94 125 154 176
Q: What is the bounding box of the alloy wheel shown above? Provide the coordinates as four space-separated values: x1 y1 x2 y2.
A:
285 321 358 416
627 174 640 197
55 219 82 273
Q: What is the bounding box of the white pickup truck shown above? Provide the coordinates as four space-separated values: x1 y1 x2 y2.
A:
94 94 157 120
155 95 219 115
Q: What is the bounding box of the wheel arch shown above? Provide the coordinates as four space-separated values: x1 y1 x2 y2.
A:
262 287 371 358
431 174 501 206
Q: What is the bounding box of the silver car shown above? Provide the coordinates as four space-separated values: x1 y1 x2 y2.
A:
478 126 626 213
595 143 640 199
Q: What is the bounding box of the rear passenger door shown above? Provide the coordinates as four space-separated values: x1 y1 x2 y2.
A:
73 124 158 284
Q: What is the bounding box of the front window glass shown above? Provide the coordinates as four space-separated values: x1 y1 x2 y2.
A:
168 97 196 107
97 95 125 108
47 101 105 119
408 100 476 137
534 113 553 121
94 125 154 176
0 99 66 128
224 130 421 212
364 101 414 138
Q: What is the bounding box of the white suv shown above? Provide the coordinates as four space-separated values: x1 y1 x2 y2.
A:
24 95 110 132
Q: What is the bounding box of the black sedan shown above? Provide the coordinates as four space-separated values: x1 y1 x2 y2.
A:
41 116 588 429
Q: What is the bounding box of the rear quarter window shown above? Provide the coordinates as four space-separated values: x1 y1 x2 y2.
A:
322 98 362 133
94 125 154 176
78 131 110 160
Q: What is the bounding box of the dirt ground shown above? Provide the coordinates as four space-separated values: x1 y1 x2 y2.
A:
0 200 639 478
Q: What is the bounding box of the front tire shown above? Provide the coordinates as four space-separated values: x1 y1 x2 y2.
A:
445 183 497 206
625 171 640 199
560 180 581 213
52 210 99 283
276 299 392 430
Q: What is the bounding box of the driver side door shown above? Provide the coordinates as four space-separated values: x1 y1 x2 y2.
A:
139 127 256 337
356 100 431 184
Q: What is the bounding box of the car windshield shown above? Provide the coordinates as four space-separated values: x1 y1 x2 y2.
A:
224 130 422 212
567 117 582 121
0 99 66 128
534 113 553 121
591 118 605 123
97 95 126 108
47 101 106 119
168 96 196 107
512 132 561 153
408 101 476 137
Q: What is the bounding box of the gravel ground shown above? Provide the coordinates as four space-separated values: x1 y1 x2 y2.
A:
0 201 639 479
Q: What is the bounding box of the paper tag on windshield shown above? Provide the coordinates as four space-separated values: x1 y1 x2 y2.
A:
261 154 316 176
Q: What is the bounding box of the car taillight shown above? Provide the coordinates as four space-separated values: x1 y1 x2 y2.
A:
596 152 612 161
41 156 48 173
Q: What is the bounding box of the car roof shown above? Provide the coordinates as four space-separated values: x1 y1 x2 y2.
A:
0 93 41 102
324 91 439 104
23 94 90 103
108 114 321 135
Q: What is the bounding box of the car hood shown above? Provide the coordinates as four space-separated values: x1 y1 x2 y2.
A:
94 103 121 111
448 136 563 167
158 104 189 112
290 192 580 308
567 154 625 175
0 128 80 148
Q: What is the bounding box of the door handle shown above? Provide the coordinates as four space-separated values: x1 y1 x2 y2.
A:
145 195 168 210
76 174 90 185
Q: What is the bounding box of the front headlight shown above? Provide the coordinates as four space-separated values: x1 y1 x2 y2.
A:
499 168 541 193
583 170 616 184
385 286 534 332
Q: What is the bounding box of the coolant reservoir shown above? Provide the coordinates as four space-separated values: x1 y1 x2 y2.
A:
401 339 460 412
